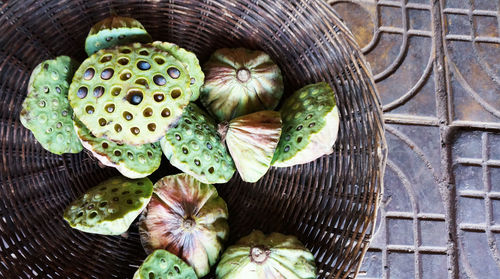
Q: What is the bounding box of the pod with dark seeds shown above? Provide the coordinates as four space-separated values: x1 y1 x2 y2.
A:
139 173 228 278
222 110 282 183
133 249 197 279
200 48 284 122
272 82 340 167
160 103 235 184
69 43 192 145
85 16 152 56
216 230 317 279
152 41 204 101
20 56 83 155
63 176 153 235
74 118 161 178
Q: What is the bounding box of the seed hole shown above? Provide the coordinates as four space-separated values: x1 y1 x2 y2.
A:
139 50 149 55
131 127 140 135
305 114 313 120
89 212 97 218
56 87 61 93
101 68 114 80
127 152 134 160
123 111 133 121
143 108 153 117
284 146 290 152
182 147 188 154
111 87 121 96
99 202 107 207
161 108 171 117
154 57 165 65
137 61 151 70
185 119 192 124
114 150 122 156
56 122 62 128
135 190 142 194
98 118 106 126
102 142 109 149
297 137 303 143
147 151 153 159
113 197 119 202
285 135 291 141
175 134 181 141
138 182 144 186
115 124 122 132
149 272 155 279
208 167 214 174
167 67 180 79
93 86 105 98
174 266 180 273
86 106 94 114
194 159 200 166
190 77 195 85
122 191 130 195
127 199 133 204
87 204 94 210
153 75 166 86
171 89 181 99
154 93 164 102
296 125 303 131
148 123 156 131
77 212 83 217
117 58 129 65
105 36 112 42
206 143 212 150
120 48 131 54
100 55 112 63
308 122 316 128
105 104 115 113
135 78 149 88
77 87 88 99
43 86 49 93
126 90 143 105
112 188 118 192
120 71 132 81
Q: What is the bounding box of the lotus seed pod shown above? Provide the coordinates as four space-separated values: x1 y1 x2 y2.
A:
160 103 235 184
216 230 317 279
133 249 197 279
74 118 161 178
139 173 229 278
20 56 83 155
69 42 192 145
152 41 204 101
223 111 282 183
200 48 284 122
85 16 152 56
272 82 340 167
63 176 153 235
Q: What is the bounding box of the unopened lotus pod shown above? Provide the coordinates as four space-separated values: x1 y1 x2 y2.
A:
69 43 192 145
63 176 153 235
20 56 83 155
74 118 161 178
200 48 284 122
152 41 204 101
272 82 339 167
160 103 235 184
139 173 228 278
133 249 197 279
85 16 152 56
223 111 282 183
216 230 317 279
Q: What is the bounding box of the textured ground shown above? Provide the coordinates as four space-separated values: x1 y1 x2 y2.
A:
326 0 500 278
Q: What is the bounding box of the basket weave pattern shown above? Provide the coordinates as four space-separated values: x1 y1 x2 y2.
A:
0 0 386 278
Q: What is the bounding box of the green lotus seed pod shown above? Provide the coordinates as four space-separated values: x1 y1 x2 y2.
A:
152 41 204 101
133 249 197 279
160 103 235 184
74 118 161 178
200 48 284 122
69 43 192 145
139 173 228 278
272 82 339 167
20 56 83 155
216 230 317 279
85 16 152 56
63 176 153 235
222 111 282 183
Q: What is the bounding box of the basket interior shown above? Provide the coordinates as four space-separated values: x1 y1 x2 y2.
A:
0 0 386 278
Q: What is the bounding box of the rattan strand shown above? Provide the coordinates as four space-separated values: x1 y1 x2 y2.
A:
0 0 387 278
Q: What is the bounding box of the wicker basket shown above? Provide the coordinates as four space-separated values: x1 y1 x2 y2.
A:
0 0 387 278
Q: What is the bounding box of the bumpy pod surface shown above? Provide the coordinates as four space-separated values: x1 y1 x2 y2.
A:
74 118 161 178
272 82 339 167
20 56 83 155
63 176 153 235
160 103 235 184
216 230 317 279
69 43 191 145
200 48 284 122
85 16 152 56
139 173 229 278
224 111 282 183
152 41 204 101
133 249 197 279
